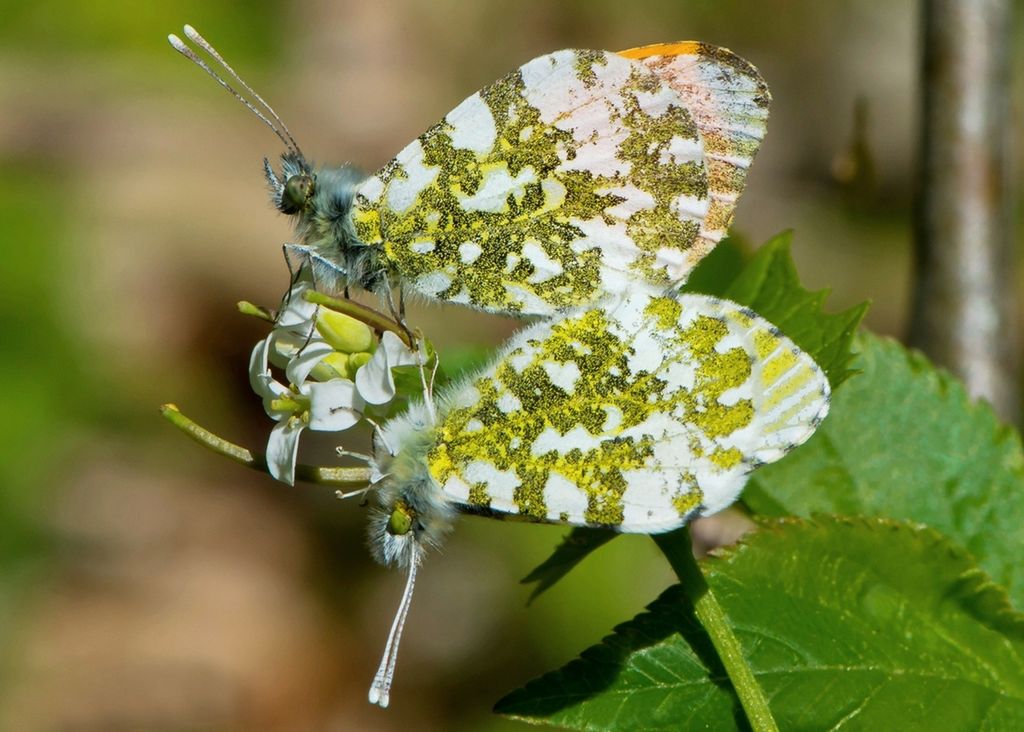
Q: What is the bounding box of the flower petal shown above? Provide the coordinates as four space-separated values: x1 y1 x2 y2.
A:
307 379 364 431
355 345 396 405
250 337 289 403
286 340 335 386
380 331 418 367
268 330 307 370
276 282 318 328
266 417 303 485
249 337 270 392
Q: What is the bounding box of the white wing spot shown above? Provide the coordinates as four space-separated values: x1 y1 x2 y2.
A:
415 271 452 296
497 390 522 414
522 240 565 284
446 92 497 154
355 174 384 203
542 360 581 392
661 135 703 165
458 164 538 213
386 140 440 214
543 473 589 522
602 405 623 432
459 241 483 264
463 462 519 511
531 424 601 456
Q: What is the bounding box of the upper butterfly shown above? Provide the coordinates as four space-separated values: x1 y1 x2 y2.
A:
169 27 769 316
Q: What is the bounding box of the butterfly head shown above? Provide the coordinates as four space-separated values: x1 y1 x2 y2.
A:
368 472 455 569
265 152 315 214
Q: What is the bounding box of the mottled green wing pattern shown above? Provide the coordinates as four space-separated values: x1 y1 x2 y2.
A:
425 289 830 531
621 41 770 254
350 49 711 316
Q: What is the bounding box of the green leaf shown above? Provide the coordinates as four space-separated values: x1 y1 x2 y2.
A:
745 333 1024 608
436 343 497 385
520 527 618 604
679 235 748 295
685 231 868 388
499 577 742 730
497 517 1024 730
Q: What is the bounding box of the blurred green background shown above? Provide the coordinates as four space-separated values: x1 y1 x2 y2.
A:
1 1 1021 730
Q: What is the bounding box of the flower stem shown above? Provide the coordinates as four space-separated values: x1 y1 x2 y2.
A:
653 528 778 732
303 291 413 348
160 404 372 486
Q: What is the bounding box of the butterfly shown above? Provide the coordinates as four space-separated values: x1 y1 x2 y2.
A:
365 288 829 706
169 27 768 317
170 27 825 708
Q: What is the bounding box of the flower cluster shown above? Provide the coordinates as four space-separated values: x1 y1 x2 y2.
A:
247 282 418 484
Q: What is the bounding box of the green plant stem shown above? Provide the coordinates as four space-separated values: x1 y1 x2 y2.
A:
160 404 372 486
303 290 413 348
654 528 779 732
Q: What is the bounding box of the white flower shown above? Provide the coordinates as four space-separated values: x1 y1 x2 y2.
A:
249 334 364 485
355 331 419 404
247 280 423 484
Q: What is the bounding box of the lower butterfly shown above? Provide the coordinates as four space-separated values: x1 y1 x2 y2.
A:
362 287 830 706
170 27 769 317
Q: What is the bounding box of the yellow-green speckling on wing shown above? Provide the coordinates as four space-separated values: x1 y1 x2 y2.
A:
350 48 711 317
424 290 830 532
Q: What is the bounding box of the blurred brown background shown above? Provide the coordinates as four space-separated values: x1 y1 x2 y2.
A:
0 1 1021 730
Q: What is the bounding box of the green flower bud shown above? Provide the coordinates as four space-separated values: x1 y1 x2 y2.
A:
348 351 372 371
309 352 352 382
322 351 352 376
316 310 374 354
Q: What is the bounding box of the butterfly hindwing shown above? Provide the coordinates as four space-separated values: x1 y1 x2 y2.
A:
419 289 829 532
350 49 713 315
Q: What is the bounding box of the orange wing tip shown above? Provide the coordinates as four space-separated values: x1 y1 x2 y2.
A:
617 41 767 94
617 41 704 60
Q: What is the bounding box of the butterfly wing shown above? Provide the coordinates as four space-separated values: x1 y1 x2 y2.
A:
619 42 770 257
424 289 828 532
350 49 714 316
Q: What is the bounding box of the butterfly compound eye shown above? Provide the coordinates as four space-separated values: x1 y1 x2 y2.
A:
280 173 314 214
386 501 415 536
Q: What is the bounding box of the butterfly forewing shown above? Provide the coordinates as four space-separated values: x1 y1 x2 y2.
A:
422 290 829 531
620 42 771 259
351 49 712 316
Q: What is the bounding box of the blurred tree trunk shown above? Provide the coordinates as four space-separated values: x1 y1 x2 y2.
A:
909 0 1017 423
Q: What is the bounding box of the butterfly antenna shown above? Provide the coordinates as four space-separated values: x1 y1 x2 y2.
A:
182 25 305 159
364 417 396 457
368 544 421 708
336 485 376 500
336 447 375 464
168 25 305 160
